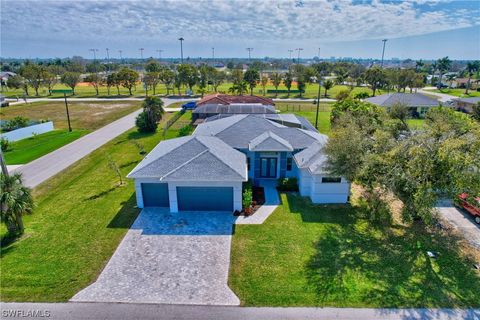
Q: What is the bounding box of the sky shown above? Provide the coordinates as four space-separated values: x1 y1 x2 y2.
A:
1 0 479 60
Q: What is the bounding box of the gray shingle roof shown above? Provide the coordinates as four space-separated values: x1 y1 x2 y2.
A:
203 113 316 131
193 103 276 114
249 131 294 152
195 114 327 149
294 141 329 174
365 93 439 107
127 136 247 181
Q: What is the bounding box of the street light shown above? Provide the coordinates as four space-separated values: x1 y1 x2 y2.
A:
118 50 123 63
315 78 323 129
317 47 321 60
105 48 110 74
139 48 144 60
178 37 184 63
89 48 98 61
295 48 303 63
381 39 388 67
246 47 253 62
156 49 163 61
212 47 215 65
288 49 293 61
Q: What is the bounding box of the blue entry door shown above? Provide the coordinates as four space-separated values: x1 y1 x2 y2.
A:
260 158 277 178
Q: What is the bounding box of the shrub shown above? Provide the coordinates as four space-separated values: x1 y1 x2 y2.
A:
178 124 194 137
354 92 370 100
0 138 9 152
135 111 157 133
242 184 253 209
277 177 299 191
2 116 30 132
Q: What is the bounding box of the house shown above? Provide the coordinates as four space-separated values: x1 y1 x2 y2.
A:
453 78 480 90
192 103 277 123
452 97 480 114
197 93 274 106
128 114 350 212
365 92 440 117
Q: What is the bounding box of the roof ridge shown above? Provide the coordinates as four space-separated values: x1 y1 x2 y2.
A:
159 149 209 180
195 136 245 178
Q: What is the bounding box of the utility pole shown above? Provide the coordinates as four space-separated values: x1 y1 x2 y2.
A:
315 79 322 129
118 50 123 63
64 92 72 132
105 48 110 74
156 49 163 61
288 49 293 61
317 47 321 60
295 48 303 63
139 48 144 60
246 48 253 62
212 47 215 65
381 39 388 67
178 37 184 63
89 48 99 74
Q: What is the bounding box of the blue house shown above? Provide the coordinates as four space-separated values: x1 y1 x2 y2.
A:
128 114 350 212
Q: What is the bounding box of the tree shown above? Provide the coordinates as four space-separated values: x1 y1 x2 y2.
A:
198 65 209 98
144 72 160 95
135 96 165 133
160 68 175 95
323 79 334 97
270 73 282 97
43 71 57 95
244 68 260 95
260 76 268 96
464 61 479 94
177 64 198 94
7 75 24 91
107 155 124 185
117 68 139 95
326 106 480 223
445 74 456 89
106 73 118 95
364 66 386 97
210 68 225 92
60 72 81 95
0 173 34 236
436 56 451 89
296 75 306 97
19 64 48 96
145 60 162 73
388 102 410 129
229 69 247 95
283 72 293 97
84 73 103 96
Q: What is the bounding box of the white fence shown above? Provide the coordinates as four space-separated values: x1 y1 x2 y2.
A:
1 121 54 142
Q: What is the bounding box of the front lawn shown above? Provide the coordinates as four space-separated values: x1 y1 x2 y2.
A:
0 101 141 130
0 114 178 302
4 129 88 164
230 193 480 307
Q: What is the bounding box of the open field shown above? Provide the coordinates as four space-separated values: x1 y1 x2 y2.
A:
1 83 384 100
0 114 182 302
4 130 88 164
229 193 480 307
0 101 141 130
424 88 480 98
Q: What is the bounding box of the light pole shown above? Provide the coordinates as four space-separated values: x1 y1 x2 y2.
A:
381 39 388 67
295 48 303 63
288 49 293 61
315 78 323 129
89 48 99 74
156 49 163 61
178 37 184 63
246 47 253 62
212 47 215 65
118 50 123 63
139 48 144 60
317 47 321 60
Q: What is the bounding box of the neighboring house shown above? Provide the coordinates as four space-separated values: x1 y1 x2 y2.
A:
365 92 440 117
192 103 277 123
453 78 480 90
197 93 274 106
452 97 480 114
128 114 350 212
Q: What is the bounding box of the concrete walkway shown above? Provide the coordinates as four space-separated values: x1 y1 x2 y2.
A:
71 208 239 306
7 97 198 106
11 98 190 188
1 303 477 320
235 180 280 225
417 87 457 103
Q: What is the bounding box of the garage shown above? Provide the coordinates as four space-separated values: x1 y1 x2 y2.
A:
141 183 169 207
177 186 234 211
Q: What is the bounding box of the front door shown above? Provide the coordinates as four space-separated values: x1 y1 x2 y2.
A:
260 157 277 178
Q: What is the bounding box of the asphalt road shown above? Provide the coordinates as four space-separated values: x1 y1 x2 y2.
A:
437 201 480 250
12 98 192 188
1 303 478 320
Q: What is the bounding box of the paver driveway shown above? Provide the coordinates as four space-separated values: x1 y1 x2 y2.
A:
71 208 240 305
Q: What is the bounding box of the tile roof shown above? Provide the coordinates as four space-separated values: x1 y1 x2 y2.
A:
127 136 247 181
365 93 439 107
293 141 329 174
197 93 274 106
194 114 327 150
249 131 294 152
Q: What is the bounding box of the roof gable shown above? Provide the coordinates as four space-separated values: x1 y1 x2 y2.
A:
249 131 293 151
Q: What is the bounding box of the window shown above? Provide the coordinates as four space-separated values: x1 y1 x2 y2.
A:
286 157 293 171
247 157 251 171
321 177 341 183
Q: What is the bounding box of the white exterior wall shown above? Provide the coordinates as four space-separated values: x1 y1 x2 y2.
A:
310 175 350 204
1 121 54 142
133 178 242 212
298 168 312 197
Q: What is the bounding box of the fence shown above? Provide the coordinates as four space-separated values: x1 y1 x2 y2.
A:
0 121 54 142
275 104 331 112
162 109 186 137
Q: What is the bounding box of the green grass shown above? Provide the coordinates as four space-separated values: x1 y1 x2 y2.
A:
2 82 382 100
425 88 480 98
230 193 480 307
4 130 88 165
0 114 181 302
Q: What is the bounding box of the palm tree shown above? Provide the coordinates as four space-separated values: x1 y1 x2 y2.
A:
465 61 479 94
445 74 456 89
323 79 334 97
260 76 268 96
0 173 34 235
270 73 282 97
436 56 451 89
